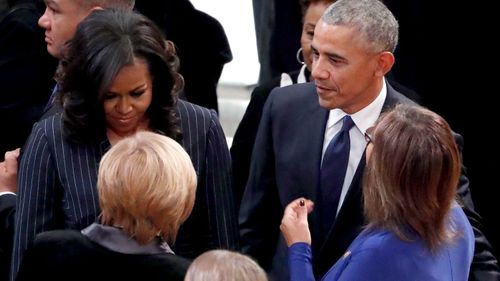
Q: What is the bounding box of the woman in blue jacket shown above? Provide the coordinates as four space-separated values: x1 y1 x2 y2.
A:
281 104 474 281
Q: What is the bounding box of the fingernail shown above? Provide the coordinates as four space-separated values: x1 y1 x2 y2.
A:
299 199 305 207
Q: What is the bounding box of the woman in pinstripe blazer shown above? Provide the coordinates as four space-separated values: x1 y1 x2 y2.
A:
11 9 238 278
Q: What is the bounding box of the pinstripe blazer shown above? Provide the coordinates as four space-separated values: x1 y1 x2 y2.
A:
11 99 238 278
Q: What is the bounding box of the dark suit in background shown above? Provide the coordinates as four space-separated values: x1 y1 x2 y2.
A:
239 82 499 281
135 0 232 113
0 0 57 158
252 0 302 83
0 193 15 281
0 0 8 17
11 100 238 277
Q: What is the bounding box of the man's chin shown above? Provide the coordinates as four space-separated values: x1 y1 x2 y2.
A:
47 46 62 59
317 96 336 110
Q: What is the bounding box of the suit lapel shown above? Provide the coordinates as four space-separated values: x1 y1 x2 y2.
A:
274 83 328 251
302 104 329 249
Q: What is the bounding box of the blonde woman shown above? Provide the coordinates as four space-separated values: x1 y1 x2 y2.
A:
16 132 196 281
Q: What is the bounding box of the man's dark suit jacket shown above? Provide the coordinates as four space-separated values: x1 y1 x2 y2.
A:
15 230 190 281
0 193 15 281
11 100 238 279
231 70 302 207
239 82 499 281
0 0 57 158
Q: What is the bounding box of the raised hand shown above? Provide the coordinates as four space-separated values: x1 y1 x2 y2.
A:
0 148 20 193
280 197 314 246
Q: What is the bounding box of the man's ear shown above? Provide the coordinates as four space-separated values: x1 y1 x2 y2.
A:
375 51 395 77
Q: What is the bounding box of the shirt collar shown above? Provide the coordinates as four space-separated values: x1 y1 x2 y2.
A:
82 223 174 255
0 192 16 196
297 64 309 84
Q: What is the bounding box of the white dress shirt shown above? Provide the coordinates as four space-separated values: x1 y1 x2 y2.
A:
322 80 387 216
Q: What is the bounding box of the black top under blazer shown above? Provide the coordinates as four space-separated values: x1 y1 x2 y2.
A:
15 230 191 281
238 81 499 281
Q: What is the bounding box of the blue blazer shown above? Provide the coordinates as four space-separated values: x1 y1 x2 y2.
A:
238 81 497 280
288 207 474 281
11 100 238 278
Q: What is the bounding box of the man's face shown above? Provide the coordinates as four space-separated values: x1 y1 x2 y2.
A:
38 0 92 59
311 20 382 114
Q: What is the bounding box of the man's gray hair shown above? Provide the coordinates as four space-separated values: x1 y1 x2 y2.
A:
322 0 398 53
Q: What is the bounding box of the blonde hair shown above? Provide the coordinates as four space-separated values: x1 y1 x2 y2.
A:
184 250 268 281
363 104 460 252
98 131 197 245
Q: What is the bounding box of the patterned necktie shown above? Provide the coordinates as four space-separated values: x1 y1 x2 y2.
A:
319 115 355 236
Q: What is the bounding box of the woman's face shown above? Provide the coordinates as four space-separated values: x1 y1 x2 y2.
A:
300 1 332 71
103 57 153 139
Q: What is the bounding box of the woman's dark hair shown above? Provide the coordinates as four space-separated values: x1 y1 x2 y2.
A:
58 8 183 143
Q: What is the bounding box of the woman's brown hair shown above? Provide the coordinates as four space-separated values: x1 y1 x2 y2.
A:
363 104 461 252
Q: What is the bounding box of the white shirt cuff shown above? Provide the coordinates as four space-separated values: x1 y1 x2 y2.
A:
0 191 16 196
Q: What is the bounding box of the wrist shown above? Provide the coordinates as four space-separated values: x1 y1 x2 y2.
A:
0 191 16 196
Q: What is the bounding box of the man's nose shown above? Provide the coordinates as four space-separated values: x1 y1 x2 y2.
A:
38 9 50 29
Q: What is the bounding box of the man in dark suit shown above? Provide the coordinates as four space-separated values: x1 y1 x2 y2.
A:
239 0 499 280
0 0 57 158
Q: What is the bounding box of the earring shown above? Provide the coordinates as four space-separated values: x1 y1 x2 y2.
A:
296 48 305 65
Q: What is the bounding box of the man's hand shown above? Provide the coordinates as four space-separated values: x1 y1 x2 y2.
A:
0 148 20 193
